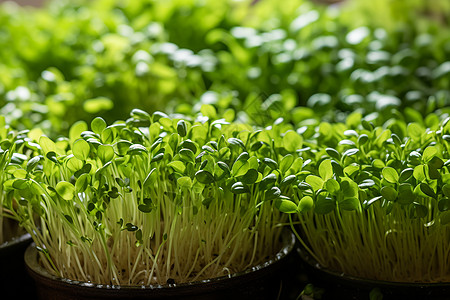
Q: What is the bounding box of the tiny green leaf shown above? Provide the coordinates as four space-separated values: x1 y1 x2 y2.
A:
343 148 359 157
65 215 73 224
399 168 414 182
26 155 42 173
200 104 217 119
231 181 249 194
314 196 336 214
259 173 277 191
398 183 414 205
407 123 424 139
236 152 249 162
305 175 324 192
217 161 231 174
131 109 151 120
357 134 369 146
442 184 450 198
227 138 245 149
84 97 113 114
98 144 114 164
381 186 398 201
143 168 157 188
341 179 358 197
180 140 197 156
151 152 165 163
339 197 360 211
127 144 148 156
115 140 132 156
91 117 107 135
331 160 344 177
275 198 298 213
372 159 385 169
410 203 428 218
319 159 333 181
75 173 90 193
168 161 186 174
283 130 303 152
232 160 250 177
391 133 402 146
241 169 259 184
135 229 143 243
382 167 399 184
325 148 340 160
325 178 340 195
39 135 56 155
420 183 437 199
12 179 29 190
298 196 314 213
195 170 215 184
362 120 374 131
423 146 438 163
56 181 75 201
280 174 297 188
413 165 426 182
263 158 278 170
250 141 264 151
358 179 375 189
428 165 441 180
138 204 153 213
74 163 92 178
428 156 444 170
73 139 90 161
67 155 83 172
69 121 88 144
265 186 281 201
46 151 58 164
363 196 382 208
176 120 187 137
280 154 294 174
124 223 138 232
177 176 192 188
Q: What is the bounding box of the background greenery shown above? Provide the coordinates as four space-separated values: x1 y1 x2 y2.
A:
0 0 449 137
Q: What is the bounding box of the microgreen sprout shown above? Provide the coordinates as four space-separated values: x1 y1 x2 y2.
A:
3 106 303 285
0 116 29 244
280 114 450 282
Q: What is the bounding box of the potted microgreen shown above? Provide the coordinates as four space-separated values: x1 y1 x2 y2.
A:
276 113 450 298
4 106 297 299
0 115 35 298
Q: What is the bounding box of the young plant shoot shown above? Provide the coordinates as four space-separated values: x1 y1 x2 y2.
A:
281 113 450 283
0 116 28 245
3 106 299 286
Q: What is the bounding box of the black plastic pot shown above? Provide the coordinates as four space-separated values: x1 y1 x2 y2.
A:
0 232 35 298
25 231 295 300
297 246 450 300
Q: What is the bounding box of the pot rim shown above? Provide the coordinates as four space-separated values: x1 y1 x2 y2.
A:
0 232 32 251
297 245 450 288
25 229 295 294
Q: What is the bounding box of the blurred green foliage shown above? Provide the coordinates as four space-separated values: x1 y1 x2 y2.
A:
0 0 449 136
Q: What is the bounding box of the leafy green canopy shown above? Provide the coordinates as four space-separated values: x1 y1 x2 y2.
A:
2 101 450 283
2 105 306 285
278 112 450 282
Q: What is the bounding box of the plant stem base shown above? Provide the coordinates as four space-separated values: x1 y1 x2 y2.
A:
25 231 297 300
